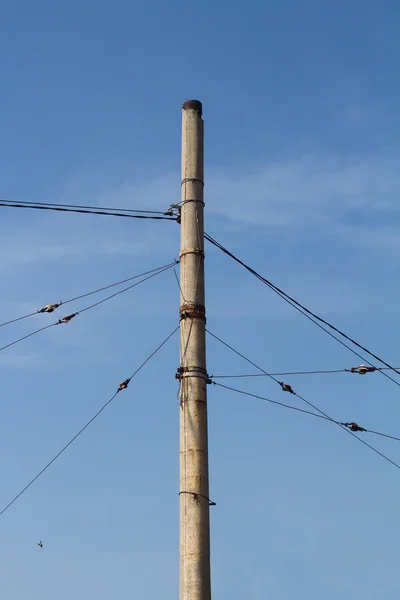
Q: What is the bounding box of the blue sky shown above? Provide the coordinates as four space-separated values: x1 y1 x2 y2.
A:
1 0 400 598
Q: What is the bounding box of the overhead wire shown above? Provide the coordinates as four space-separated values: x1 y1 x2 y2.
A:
213 369 351 378
0 262 176 354
0 325 179 517
204 233 400 389
59 261 178 307
212 382 400 445
207 330 400 470
211 366 400 379
0 201 176 220
0 262 178 329
207 330 282 387
0 310 41 329
0 198 166 214
173 268 186 304
0 324 57 353
77 262 175 314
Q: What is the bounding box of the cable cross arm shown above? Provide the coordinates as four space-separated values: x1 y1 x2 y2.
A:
0 261 178 329
0 262 176 353
0 325 179 518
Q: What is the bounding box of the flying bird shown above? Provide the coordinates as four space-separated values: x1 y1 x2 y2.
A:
38 541 43 548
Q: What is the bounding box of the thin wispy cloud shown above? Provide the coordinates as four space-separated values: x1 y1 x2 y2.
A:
56 152 400 235
332 103 384 131
1 150 398 335
2 150 395 271
0 212 176 270
206 155 400 229
0 353 42 370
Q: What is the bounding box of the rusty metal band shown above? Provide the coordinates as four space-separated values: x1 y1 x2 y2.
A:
182 100 203 115
179 303 206 322
180 303 205 314
180 311 206 322
179 248 205 259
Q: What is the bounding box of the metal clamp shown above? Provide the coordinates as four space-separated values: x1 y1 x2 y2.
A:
179 491 216 506
348 364 376 375
181 178 204 187
180 303 206 322
175 366 212 384
179 248 205 259
180 199 205 208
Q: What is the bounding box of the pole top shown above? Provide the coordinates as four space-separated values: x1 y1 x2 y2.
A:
182 100 202 116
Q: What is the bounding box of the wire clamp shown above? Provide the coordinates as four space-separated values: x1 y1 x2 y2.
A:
175 366 212 384
164 203 181 219
180 199 205 208
280 382 295 394
180 303 206 322
57 312 78 324
342 421 366 432
118 378 131 392
179 248 205 259
181 178 204 187
179 491 216 506
348 364 376 375
38 302 62 314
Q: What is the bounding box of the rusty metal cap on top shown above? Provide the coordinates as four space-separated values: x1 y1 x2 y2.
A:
182 100 202 116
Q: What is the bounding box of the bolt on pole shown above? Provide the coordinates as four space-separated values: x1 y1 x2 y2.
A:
179 100 212 600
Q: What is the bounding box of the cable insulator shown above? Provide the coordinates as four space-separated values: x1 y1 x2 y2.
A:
118 378 130 392
38 302 62 314
58 313 78 324
342 422 367 433
280 382 295 394
350 364 376 375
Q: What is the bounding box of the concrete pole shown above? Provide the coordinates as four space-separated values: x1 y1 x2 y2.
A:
179 100 211 600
